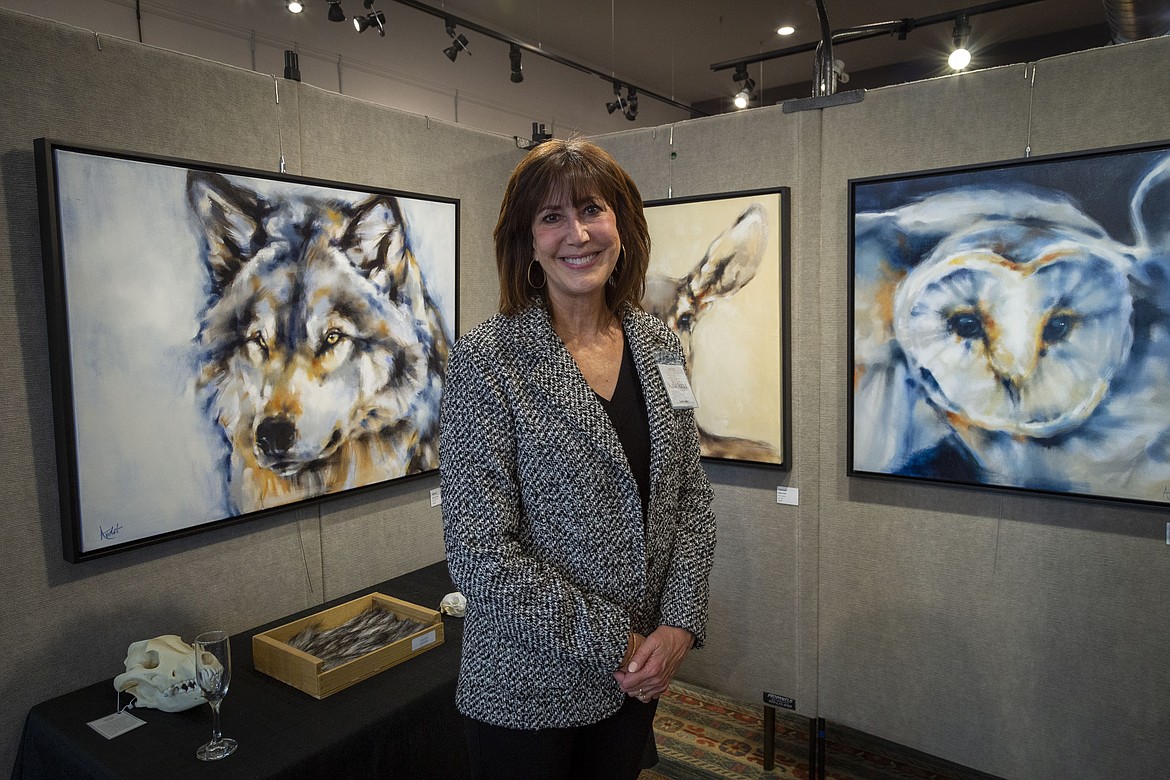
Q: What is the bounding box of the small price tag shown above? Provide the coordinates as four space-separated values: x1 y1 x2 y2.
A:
88 711 146 739
430 488 442 507
776 486 799 506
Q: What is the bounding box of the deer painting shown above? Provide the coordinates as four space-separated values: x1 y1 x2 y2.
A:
642 196 783 464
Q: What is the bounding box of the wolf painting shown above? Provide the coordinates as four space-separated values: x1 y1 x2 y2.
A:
187 172 450 514
38 142 457 558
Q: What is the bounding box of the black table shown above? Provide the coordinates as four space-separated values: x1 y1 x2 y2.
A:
13 561 468 779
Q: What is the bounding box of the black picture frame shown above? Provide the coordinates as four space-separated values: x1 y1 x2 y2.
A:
848 140 1170 508
643 187 791 469
35 139 460 561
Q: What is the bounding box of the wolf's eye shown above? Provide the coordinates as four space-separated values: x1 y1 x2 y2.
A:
323 329 344 348
246 331 269 359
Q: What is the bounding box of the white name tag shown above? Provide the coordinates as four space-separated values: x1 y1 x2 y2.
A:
88 711 146 739
657 363 698 410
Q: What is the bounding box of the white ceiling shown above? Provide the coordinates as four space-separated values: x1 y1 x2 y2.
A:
431 0 1110 105
8 0 1115 113
268 0 1110 107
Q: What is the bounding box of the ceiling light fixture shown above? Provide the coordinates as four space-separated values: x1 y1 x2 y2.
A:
949 14 971 70
605 81 625 114
605 81 637 120
777 25 795 36
713 0 1046 107
330 0 705 119
354 10 385 34
731 63 755 109
354 0 384 35
286 1 304 13
733 79 756 109
444 22 470 61
509 44 523 83
327 0 345 22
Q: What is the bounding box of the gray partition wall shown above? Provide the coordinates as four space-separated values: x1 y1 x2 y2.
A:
0 9 517 772
2 8 1169 779
597 38 1170 780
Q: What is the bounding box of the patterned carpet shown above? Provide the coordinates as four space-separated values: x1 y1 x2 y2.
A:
640 681 999 780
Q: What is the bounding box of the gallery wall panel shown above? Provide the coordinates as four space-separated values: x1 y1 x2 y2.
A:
601 107 823 716
1027 36 1170 156
0 8 516 772
818 52 1170 779
0 11 321 772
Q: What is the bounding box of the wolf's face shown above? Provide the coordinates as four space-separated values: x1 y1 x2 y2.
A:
188 172 447 510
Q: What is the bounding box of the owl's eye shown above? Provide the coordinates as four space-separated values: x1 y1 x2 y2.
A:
1040 312 1080 345
946 311 985 340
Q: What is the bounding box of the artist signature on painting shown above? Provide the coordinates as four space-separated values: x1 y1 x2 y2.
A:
99 523 123 540
1162 486 1170 501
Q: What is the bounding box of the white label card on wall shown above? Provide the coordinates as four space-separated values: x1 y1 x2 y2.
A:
776 486 799 506
430 488 441 507
88 711 146 739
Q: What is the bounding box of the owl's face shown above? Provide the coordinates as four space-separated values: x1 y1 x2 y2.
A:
893 224 1134 438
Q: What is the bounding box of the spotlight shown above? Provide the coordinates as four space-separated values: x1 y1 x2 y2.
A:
605 81 637 120
733 80 755 109
355 9 385 35
509 43 523 83
286 1 304 12
444 23 470 61
777 25 795 36
731 63 755 109
606 81 625 114
949 14 971 70
327 0 345 22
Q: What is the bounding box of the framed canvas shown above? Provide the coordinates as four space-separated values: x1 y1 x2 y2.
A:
848 141 1170 507
643 188 790 468
35 139 459 561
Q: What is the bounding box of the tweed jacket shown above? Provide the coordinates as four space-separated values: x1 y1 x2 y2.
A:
440 304 716 730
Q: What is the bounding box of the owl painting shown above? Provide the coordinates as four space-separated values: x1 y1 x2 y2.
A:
850 147 1170 505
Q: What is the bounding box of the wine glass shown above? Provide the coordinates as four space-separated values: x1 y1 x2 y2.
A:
194 630 238 761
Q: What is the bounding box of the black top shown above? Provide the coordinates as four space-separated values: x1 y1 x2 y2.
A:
595 336 652 521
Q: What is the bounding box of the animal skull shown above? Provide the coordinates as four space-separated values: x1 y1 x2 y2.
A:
113 635 205 712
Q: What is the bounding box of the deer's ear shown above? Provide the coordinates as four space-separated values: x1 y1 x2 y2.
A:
187 171 270 294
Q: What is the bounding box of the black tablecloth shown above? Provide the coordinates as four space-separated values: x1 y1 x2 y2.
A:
13 561 468 779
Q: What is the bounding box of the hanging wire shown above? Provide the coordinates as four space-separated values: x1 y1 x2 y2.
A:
1024 62 1037 157
610 0 616 78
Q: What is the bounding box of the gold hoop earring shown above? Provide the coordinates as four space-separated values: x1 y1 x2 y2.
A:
527 259 546 290
608 247 625 287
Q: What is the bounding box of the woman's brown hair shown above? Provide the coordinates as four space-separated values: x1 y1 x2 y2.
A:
494 137 650 318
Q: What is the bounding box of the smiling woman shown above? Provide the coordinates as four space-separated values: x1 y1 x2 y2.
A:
440 137 716 779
